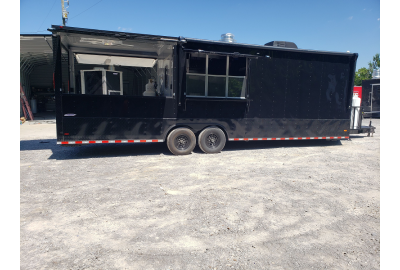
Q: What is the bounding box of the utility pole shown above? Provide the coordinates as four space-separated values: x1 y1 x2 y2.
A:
61 0 69 26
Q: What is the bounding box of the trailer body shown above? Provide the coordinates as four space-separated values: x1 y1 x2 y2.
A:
49 26 367 154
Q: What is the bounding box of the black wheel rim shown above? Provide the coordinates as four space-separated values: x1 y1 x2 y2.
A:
206 133 220 149
175 135 190 150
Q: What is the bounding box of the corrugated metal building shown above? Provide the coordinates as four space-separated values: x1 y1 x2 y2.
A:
20 34 68 117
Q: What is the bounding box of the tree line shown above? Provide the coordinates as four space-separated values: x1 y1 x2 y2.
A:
354 53 380 86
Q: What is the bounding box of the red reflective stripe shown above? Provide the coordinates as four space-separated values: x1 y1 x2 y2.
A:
75 141 82 144
229 136 348 141
115 140 122 143
61 141 68 145
140 140 146 142
64 133 69 135
89 141 96 144
152 140 158 142
102 140 109 143
128 140 134 143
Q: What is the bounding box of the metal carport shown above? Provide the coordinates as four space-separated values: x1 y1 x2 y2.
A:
20 34 68 118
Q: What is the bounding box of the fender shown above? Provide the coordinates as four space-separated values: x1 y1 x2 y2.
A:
163 123 228 141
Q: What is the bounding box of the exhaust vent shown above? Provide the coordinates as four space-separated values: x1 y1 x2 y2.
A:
265 41 298 49
221 33 236 43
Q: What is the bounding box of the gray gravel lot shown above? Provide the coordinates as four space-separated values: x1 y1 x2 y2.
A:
20 119 380 270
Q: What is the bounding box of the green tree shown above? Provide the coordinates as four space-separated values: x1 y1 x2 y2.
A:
354 67 372 86
368 53 380 75
354 53 379 86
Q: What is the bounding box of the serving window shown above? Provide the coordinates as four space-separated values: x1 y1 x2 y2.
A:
75 53 174 98
81 69 123 95
186 52 247 99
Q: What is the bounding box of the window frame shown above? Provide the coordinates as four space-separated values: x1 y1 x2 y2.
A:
186 54 247 99
80 69 123 96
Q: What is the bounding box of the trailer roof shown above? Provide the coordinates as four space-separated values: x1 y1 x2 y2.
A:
48 25 180 42
183 37 358 57
47 25 357 58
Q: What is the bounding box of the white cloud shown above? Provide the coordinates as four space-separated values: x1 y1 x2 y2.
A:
117 27 132 32
348 16 353 20
377 18 380 21
363 8 366 11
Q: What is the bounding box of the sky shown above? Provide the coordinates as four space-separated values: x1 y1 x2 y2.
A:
20 0 380 70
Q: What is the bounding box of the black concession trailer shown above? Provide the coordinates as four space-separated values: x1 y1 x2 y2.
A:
49 25 374 155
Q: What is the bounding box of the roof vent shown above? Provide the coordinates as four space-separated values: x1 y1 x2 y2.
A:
265 41 298 49
221 33 236 43
372 69 380 79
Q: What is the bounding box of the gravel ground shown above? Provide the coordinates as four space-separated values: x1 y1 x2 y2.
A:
20 118 380 270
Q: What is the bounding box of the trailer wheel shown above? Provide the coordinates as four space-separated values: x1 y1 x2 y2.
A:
167 128 196 155
198 127 226 154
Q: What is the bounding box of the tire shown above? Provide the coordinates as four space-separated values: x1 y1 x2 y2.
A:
167 128 196 155
198 127 226 154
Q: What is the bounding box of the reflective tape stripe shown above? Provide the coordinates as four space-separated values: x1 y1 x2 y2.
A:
229 136 349 141
57 139 164 144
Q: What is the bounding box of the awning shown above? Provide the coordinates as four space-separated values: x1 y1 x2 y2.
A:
48 25 179 58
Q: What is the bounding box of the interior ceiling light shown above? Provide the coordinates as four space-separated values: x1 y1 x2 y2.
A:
75 53 157 67
79 37 133 46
